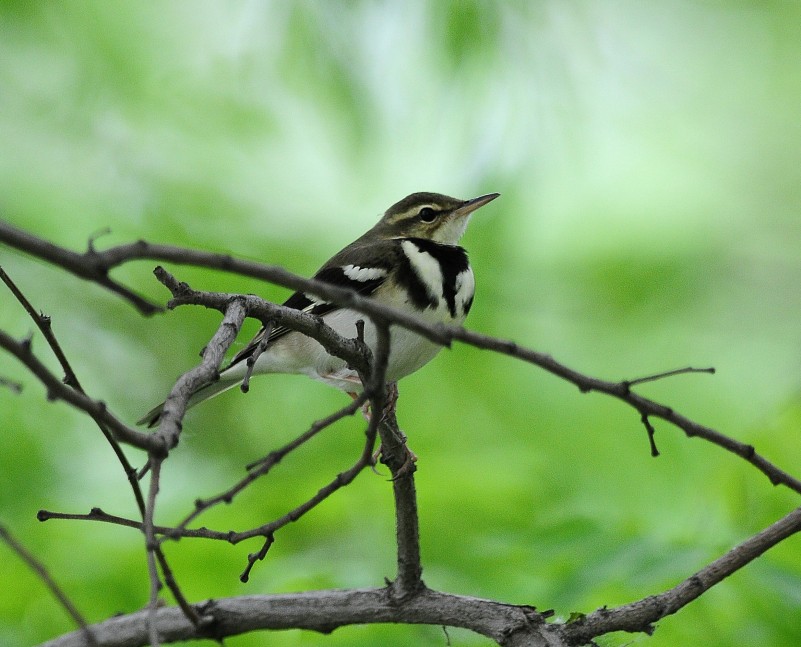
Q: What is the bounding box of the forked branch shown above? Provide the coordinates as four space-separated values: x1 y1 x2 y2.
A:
4 226 801 647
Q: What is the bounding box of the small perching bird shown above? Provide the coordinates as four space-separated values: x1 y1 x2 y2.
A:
138 191 499 427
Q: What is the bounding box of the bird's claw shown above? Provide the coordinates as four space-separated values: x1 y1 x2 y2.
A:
371 443 417 479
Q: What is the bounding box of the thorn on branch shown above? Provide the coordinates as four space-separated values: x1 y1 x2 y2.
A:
86 227 112 255
641 414 660 457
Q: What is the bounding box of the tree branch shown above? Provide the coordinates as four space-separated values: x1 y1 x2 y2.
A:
7 225 801 646
38 588 560 647
0 524 98 647
0 221 163 315
380 399 425 600
563 504 801 644
174 393 369 534
149 295 248 453
4 226 796 497
1 266 149 511
447 327 801 495
0 329 160 452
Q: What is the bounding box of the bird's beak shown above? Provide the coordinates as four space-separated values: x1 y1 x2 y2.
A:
455 192 500 216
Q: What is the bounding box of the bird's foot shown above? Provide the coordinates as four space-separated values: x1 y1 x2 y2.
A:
371 429 417 478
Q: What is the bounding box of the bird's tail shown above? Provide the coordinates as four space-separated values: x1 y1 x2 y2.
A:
136 377 242 428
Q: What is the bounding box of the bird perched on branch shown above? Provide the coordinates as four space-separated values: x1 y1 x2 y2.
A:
138 191 499 427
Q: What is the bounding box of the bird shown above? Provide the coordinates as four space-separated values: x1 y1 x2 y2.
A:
138 191 499 428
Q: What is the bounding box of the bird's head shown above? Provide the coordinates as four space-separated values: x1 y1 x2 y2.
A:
367 192 499 245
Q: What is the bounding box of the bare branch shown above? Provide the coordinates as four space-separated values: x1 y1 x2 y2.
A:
380 396 425 600
563 504 801 644
155 267 372 376
37 508 222 540
1 266 148 515
150 296 247 452
144 460 164 647
7 225 801 646
174 393 369 534
0 376 23 393
0 221 162 315
0 524 98 647
624 366 715 388
38 588 560 647
447 327 801 496
0 329 161 453
5 227 797 497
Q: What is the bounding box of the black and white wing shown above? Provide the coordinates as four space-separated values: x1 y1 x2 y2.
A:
228 246 394 368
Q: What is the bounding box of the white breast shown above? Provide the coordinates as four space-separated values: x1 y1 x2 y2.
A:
400 239 444 303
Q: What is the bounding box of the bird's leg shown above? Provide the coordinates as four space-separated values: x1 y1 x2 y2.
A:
347 391 372 422
366 383 417 475
383 381 399 417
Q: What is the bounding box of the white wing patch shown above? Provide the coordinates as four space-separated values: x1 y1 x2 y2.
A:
401 239 443 303
454 268 475 313
342 264 387 282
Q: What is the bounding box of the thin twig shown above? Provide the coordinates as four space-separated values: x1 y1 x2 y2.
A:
0 329 163 452
153 548 206 627
1 266 148 515
236 424 379 577
0 376 23 393
0 524 98 647
144 460 163 647
625 366 716 388
563 504 801 644
37 507 223 539
240 535 275 583
641 415 660 457
0 266 81 388
241 321 273 393
171 393 368 535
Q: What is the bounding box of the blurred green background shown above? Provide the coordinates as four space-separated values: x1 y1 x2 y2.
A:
2 2 801 646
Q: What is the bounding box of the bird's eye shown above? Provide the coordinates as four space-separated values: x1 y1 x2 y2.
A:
418 207 437 223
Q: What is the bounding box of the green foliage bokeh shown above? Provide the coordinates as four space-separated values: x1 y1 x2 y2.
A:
1 2 801 646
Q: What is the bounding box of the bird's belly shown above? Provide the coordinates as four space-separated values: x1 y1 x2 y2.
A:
249 294 466 392
296 301 459 389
